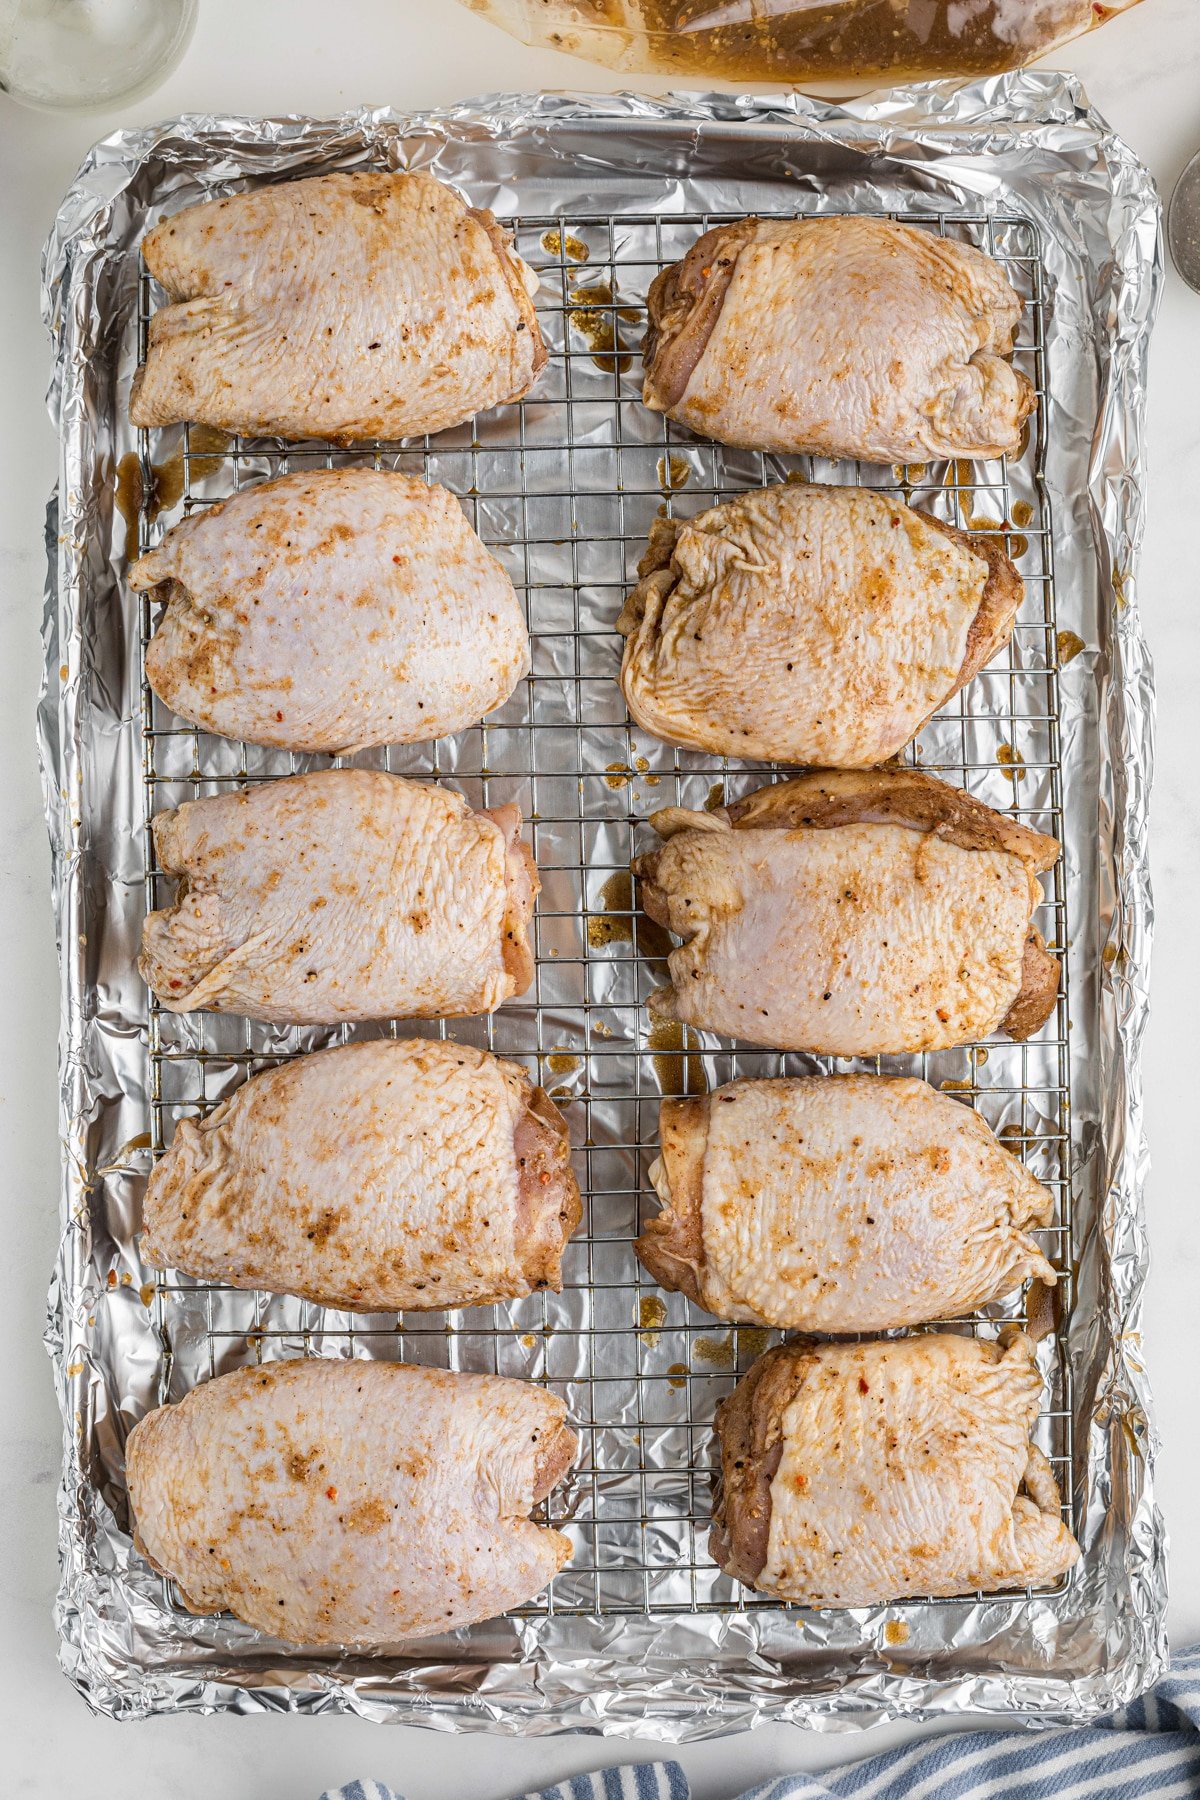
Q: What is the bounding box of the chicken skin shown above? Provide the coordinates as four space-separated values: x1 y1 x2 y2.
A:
618 482 1022 767
143 1039 581 1312
712 1332 1079 1606
636 1075 1054 1330
130 468 529 753
634 768 1060 1054
643 217 1034 463
126 1359 576 1644
139 770 537 1024
130 171 545 441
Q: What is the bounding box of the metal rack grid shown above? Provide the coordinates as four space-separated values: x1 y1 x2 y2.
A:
131 203 1075 1622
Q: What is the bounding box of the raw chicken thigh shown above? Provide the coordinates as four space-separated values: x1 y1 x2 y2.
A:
712 1332 1079 1606
634 768 1060 1054
636 1074 1054 1330
618 482 1022 767
126 1359 576 1644
130 171 545 441
643 216 1034 463
140 770 538 1024
131 468 529 753
143 1038 581 1312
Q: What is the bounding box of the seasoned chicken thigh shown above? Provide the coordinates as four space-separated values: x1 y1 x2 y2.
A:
712 1332 1078 1605
643 217 1034 463
618 483 1022 767
634 768 1060 1054
130 469 529 753
139 770 537 1024
636 1075 1054 1330
126 1359 576 1644
130 172 545 441
143 1039 580 1311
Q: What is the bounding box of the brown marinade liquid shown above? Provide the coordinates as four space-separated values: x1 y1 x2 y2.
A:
566 0 1120 81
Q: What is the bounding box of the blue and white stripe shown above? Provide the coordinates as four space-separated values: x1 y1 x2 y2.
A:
323 1786 398 1800
321 1766 686 1800
529 1771 688 1800
319 1647 1200 1800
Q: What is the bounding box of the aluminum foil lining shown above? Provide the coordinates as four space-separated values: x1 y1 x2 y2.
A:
39 75 1163 1734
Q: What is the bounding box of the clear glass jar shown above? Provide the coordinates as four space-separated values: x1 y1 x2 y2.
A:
0 0 198 112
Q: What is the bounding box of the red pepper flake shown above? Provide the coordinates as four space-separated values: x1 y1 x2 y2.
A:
858 1376 870 1394
325 1485 338 1501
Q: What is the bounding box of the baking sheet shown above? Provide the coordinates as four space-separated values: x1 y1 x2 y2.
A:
39 75 1163 1733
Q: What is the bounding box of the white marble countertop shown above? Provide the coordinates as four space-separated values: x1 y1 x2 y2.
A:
1 3 1198 1794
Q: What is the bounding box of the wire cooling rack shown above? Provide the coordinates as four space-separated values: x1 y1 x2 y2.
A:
131 205 1075 1620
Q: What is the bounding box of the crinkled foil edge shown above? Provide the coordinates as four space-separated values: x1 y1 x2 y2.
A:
38 72 1164 1733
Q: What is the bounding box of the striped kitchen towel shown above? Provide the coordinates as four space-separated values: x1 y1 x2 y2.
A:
321 1774 685 1800
320 1646 1200 1800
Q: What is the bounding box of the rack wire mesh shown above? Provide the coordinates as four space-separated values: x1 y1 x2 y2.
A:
132 204 1075 1621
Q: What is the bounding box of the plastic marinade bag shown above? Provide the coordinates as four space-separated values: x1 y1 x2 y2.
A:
456 0 1142 82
